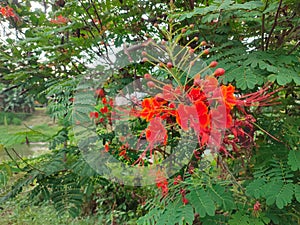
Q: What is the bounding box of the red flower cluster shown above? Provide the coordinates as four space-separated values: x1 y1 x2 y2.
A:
50 15 69 25
89 89 113 124
0 5 18 20
155 170 168 197
138 74 236 150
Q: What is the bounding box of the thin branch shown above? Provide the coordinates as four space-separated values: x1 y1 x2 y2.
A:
265 0 283 50
261 13 265 51
10 148 46 174
288 40 300 54
4 148 22 170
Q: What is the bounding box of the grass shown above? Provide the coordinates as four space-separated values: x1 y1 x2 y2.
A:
0 109 102 224
0 197 100 225
0 108 62 161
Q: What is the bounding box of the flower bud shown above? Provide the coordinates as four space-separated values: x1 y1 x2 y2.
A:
209 61 218 68
144 73 152 79
200 41 207 46
147 81 155 88
203 49 209 55
189 48 195 54
214 68 225 77
167 62 173 68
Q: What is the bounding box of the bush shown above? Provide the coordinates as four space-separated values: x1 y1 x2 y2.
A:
0 112 30 125
11 118 22 125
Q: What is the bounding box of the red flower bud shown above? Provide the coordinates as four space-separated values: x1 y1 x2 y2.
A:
182 197 189 205
147 81 155 88
253 201 261 211
142 51 147 56
200 41 207 46
142 57 148 62
209 61 218 68
189 48 195 54
144 73 152 79
95 89 105 97
167 62 173 69
214 68 225 77
203 49 209 55
181 28 187 33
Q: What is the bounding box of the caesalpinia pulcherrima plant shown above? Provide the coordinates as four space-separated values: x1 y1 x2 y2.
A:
89 21 282 200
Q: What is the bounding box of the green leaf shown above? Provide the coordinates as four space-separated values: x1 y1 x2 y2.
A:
187 189 216 218
245 178 266 198
177 204 195 225
265 181 294 209
228 212 251 225
294 184 300 203
287 150 300 171
234 68 258 90
207 184 235 211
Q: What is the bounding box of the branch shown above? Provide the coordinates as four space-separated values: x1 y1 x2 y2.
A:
265 0 283 50
288 40 300 54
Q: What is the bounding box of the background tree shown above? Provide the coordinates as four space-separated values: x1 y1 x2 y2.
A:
0 0 299 224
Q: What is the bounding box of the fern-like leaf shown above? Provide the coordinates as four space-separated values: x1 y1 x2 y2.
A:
264 181 294 209
293 184 300 203
245 178 266 198
287 150 300 171
186 189 215 218
207 184 235 211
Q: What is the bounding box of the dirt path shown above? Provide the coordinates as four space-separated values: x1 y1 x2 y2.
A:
23 108 56 127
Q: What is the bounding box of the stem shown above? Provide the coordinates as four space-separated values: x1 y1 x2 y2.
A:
250 121 282 142
265 0 283 50
261 13 265 51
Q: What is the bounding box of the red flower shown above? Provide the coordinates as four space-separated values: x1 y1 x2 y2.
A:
95 89 105 98
162 84 176 101
90 111 99 118
140 98 163 121
210 105 232 128
182 197 189 205
104 143 109 152
176 103 198 132
0 6 16 18
176 102 209 133
0 7 6 16
102 97 107 104
203 76 219 93
145 117 168 146
156 170 168 197
100 106 109 114
108 98 113 107
253 201 261 211
50 15 69 24
188 88 206 102
173 175 182 185
221 84 236 110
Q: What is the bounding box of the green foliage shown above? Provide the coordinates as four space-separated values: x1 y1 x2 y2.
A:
245 159 299 209
0 0 299 223
288 150 300 171
228 211 270 225
187 189 216 218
